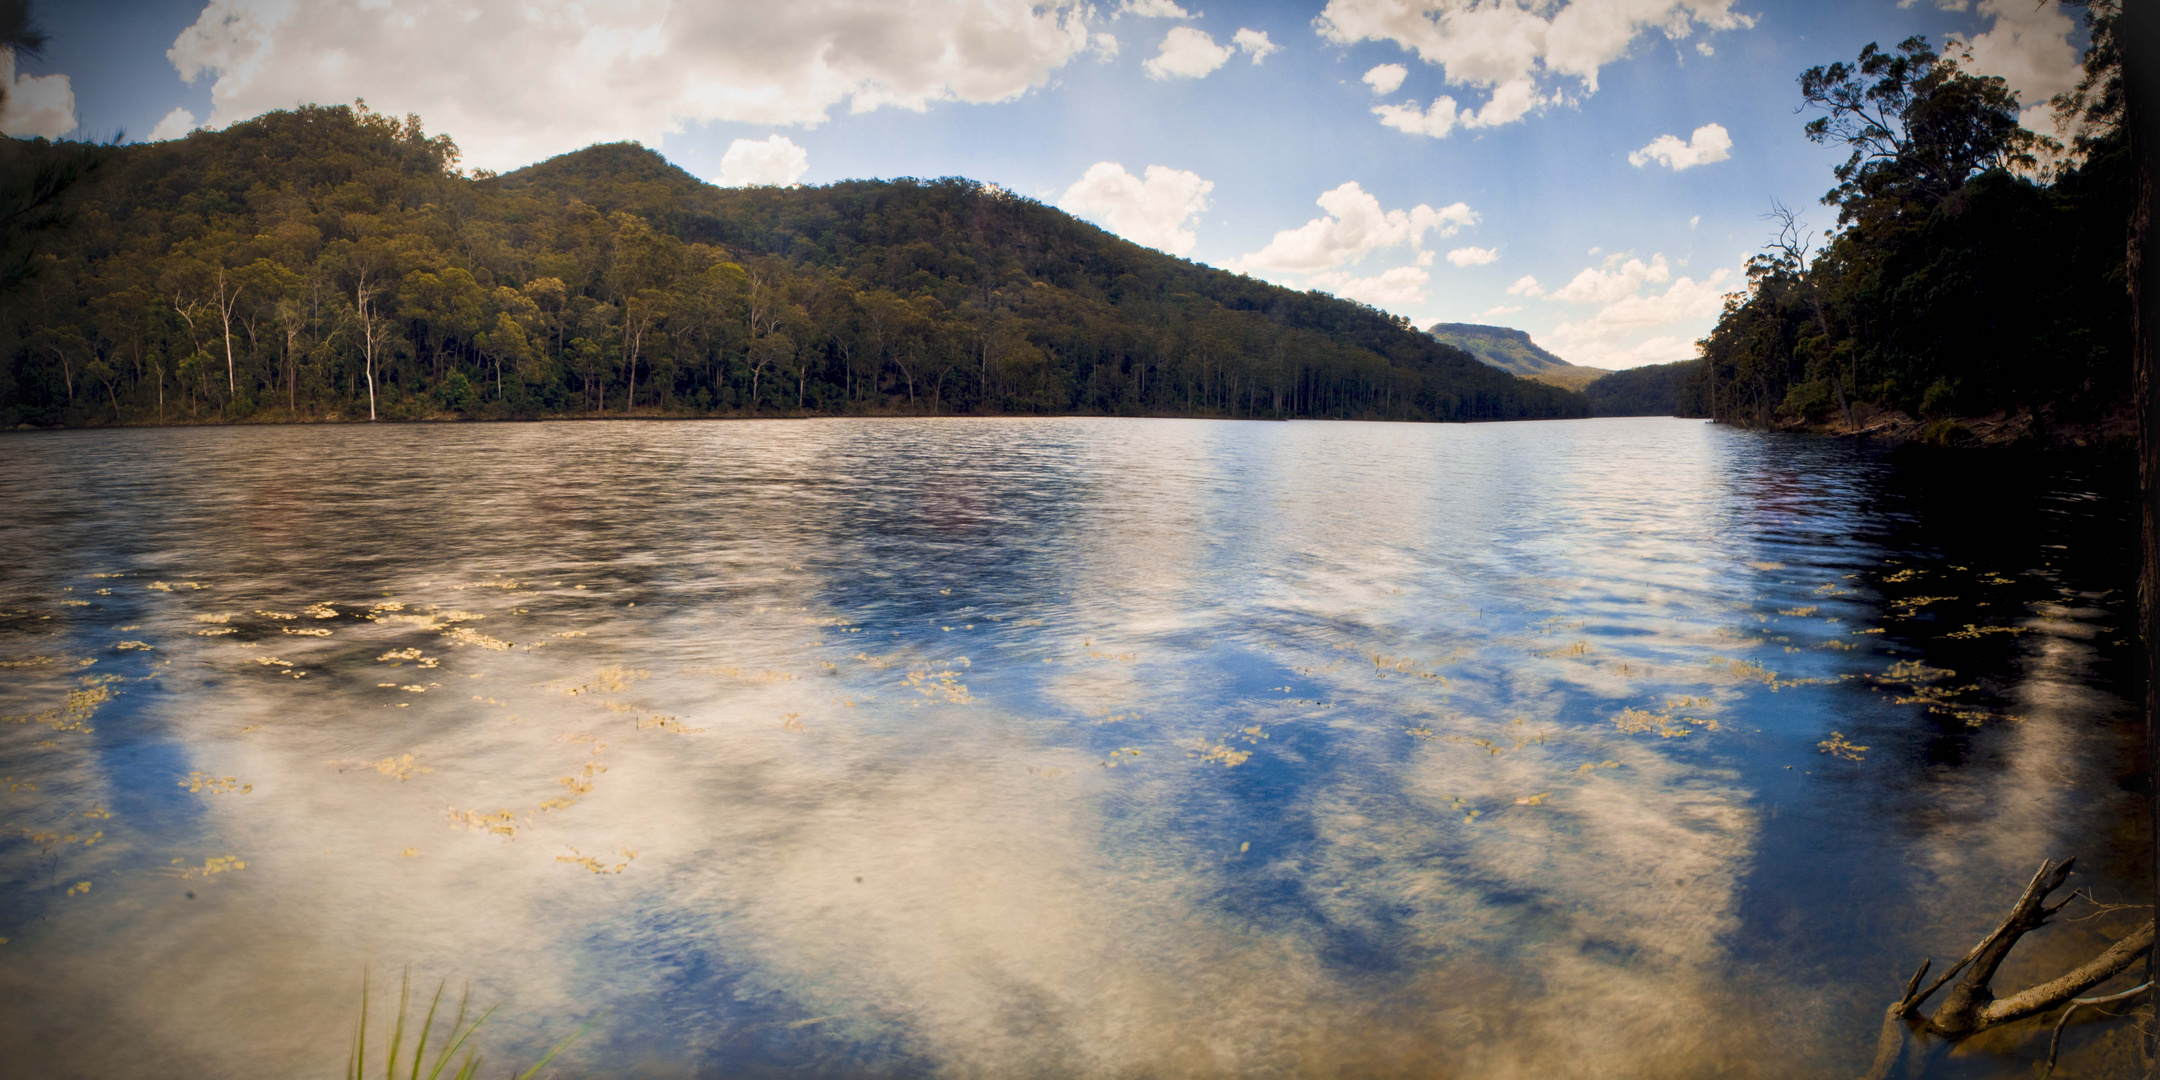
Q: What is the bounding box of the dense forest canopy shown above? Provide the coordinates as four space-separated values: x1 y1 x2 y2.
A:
0 102 1588 427
1681 4 2131 439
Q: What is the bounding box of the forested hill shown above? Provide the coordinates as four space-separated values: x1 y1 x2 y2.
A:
0 105 1587 427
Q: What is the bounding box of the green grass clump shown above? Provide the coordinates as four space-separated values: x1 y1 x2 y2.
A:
345 967 582 1080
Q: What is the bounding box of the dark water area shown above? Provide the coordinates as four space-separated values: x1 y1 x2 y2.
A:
0 416 2143 1078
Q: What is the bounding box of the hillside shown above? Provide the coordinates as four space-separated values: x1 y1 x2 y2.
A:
0 106 1588 427
1425 322 1610 390
1583 359 1691 416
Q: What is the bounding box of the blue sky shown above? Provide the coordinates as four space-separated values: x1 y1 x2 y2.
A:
11 1 2091 369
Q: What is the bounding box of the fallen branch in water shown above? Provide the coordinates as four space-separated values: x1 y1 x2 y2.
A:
1860 858 2155 1080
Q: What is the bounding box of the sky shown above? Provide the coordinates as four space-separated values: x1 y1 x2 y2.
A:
4 0 2093 370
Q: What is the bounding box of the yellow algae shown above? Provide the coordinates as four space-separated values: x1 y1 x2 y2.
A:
1818 732 1868 761
112 641 152 651
282 627 332 637
59 599 90 607
636 714 705 734
1514 792 1552 806
78 807 110 820
170 855 246 878
441 626 512 651
556 847 637 874
303 603 337 619
180 772 252 795
1746 561 1784 571
255 610 297 620
1776 606 1819 617
447 807 520 836
253 657 294 667
1101 748 1143 768
1192 741 1253 767
65 881 90 896
780 713 807 732
399 685 428 693
372 755 432 781
0 656 54 668
1944 624 2026 639
900 666 972 704
399 848 420 858
195 614 233 624
195 628 237 636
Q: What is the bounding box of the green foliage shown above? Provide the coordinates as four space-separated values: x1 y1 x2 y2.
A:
0 102 1587 427
1583 359 1692 417
1683 8 2130 431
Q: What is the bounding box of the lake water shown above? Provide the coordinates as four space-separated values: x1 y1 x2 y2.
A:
0 416 2145 1078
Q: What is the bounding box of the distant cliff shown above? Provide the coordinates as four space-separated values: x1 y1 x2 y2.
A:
1424 323 1609 391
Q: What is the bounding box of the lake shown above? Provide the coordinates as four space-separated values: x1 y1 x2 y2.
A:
0 416 2144 1078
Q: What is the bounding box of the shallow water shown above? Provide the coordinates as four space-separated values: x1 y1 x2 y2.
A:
0 416 2144 1078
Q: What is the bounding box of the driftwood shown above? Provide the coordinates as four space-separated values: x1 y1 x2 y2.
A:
1860 858 2155 1080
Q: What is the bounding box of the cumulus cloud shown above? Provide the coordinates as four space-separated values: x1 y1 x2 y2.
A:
1627 123 1731 170
1530 252 1734 368
146 106 199 142
1307 265 1432 308
1373 97 1459 138
1363 63 1407 94
1446 246 1499 267
1950 0 2081 134
1232 181 1476 275
1232 29 1281 63
1506 274 1544 297
1120 0 1192 17
0 50 75 139
717 135 809 187
1319 0 1754 137
165 0 1097 172
1059 162 1214 255
1144 26 1233 78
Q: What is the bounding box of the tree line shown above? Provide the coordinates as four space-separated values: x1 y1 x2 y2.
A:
0 102 1587 428
1680 2 2131 437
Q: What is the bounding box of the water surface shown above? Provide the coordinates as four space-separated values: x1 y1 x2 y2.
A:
0 417 2144 1077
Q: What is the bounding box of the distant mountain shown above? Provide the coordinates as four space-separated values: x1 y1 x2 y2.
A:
1425 322 1610 390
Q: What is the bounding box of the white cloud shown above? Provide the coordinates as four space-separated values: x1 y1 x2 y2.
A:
1695 41 1713 56
1446 246 1499 267
0 50 75 139
1373 97 1460 138
1058 161 1213 255
716 135 809 187
1688 214 1700 228
1232 29 1280 63
1551 253 1671 305
1307 264 1432 308
166 0 1097 172
1144 26 1233 78
1950 0 2080 135
1317 0 1754 136
1506 274 1543 297
1627 123 1731 170
1362 63 1407 94
1092 32 1121 60
1533 251 1735 368
146 106 199 142
1120 0 1192 17
1477 303 1525 318
1232 181 1476 275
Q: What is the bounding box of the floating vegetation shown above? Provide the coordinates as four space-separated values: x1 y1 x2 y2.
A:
1370 653 1448 678
195 613 233 624
1888 595 1958 618
1101 747 1142 768
779 713 807 732
6 680 114 733
1574 760 1623 775
1613 698 1720 738
196 627 237 636
635 714 704 734
304 602 338 619
1814 583 1852 597
1883 569 1923 584
112 640 152 651
1944 623 2027 639
1537 640 1590 659
1191 740 1253 767
1706 656 1783 688
283 627 333 637
256 610 298 620
1448 795 1482 824
172 855 247 878
447 808 518 837
181 772 253 795
557 847 637 874
399 848 419 857
901 665 973 704
441 626 511 651
0 655 53 667
1818 732 1868 760
377 648 439 668
59 599 90 607
373 755 432 782
65 881 90 896
1513 792 1552 806
1747 561 1785 571
1776 606 1819 617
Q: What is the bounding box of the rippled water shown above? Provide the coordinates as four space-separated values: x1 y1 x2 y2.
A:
0 417 2144 1078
